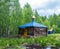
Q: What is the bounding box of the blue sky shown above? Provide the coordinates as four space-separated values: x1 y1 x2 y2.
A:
19 0 60 16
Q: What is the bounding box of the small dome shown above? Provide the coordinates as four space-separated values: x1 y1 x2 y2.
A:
32 15 36 19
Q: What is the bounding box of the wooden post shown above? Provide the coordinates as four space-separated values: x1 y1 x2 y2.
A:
46 28 48 36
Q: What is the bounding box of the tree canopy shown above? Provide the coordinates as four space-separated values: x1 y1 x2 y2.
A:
0 0 60 36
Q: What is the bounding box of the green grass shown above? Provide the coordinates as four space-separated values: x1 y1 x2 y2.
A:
0 34 60 48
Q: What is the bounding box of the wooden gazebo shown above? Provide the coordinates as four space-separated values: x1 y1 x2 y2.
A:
18 15 48 37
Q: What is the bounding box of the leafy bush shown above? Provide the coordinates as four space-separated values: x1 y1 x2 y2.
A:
0 34 60 48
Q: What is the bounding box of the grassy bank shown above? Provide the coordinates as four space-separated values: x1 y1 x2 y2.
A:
0 34 60 48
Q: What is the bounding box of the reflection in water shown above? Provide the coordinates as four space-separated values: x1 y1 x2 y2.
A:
5 46 60 49
46 47 51 49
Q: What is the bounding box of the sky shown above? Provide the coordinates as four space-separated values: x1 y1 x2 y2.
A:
19 0 60 16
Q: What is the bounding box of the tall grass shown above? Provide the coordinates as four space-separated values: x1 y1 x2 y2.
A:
0 34 60 48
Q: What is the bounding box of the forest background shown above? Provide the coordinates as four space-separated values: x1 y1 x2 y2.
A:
0 0 60 36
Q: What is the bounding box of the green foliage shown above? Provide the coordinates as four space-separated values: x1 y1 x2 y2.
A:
0 0 60 36
23 3 33 23
0 34 60 48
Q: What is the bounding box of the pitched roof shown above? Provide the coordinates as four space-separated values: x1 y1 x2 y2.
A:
18 21 47 28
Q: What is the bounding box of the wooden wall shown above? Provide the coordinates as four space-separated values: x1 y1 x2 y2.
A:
18 27 47 37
